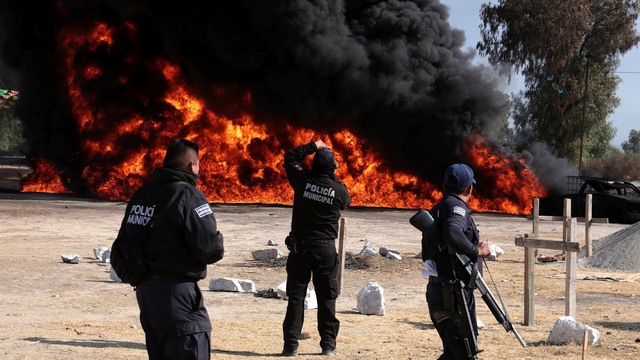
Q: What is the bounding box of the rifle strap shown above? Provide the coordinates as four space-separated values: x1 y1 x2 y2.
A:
483 258 513 323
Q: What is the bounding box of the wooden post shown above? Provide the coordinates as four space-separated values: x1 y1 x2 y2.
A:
582 330 589 360
565 218 577 318
532 198 539 237
585 194 593 257
524 244 535 326
524 198 539 326
337 217 347 295
562 198 571 255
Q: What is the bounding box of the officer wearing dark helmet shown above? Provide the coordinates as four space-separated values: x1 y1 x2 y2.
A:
281 139 350 357
424 163 491 359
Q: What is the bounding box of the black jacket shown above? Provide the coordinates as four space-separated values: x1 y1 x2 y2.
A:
116 167 224 281
284 142 350 242
425 193 481 281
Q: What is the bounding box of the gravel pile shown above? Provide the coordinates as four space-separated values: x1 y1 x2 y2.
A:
583 222 640 271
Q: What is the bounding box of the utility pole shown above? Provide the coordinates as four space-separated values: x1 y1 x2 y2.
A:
578 54 591 176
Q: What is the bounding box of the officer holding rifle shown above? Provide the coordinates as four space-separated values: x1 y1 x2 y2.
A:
424 163 491 359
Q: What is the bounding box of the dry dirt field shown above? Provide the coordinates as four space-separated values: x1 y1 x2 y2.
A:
1 192 640 359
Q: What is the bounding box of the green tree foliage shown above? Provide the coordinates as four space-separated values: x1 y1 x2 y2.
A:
622 129 640 153
478 0 640 165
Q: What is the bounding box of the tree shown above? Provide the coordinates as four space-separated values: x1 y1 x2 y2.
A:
509 58 619 161
583 148 640 180
622 129 640 153
478 0 640 166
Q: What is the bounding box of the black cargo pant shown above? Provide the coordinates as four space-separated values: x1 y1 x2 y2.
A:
426 280 478 360
136 279 212 360
282 243 339 352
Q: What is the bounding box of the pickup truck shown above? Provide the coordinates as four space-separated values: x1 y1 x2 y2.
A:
538 177 640 224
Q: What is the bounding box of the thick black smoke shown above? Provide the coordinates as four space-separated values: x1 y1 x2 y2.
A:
522 142 579 194
1 0 510 192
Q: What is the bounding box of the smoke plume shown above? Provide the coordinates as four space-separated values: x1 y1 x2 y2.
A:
522 142 579 194
1 0 517 197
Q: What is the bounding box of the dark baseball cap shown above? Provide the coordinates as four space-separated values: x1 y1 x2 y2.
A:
444 163 476 189
312 148 337 173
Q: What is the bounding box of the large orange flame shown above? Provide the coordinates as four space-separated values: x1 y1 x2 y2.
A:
21 158 72 194
464 134 546 214
21 20 545 215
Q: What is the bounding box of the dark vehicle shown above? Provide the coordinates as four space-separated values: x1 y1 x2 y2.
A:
539 177 640 224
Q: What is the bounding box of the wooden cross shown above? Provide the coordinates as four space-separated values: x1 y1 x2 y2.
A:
514 197 589 325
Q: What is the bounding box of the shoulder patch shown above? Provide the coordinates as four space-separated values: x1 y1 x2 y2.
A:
452 206 466 217
195 204 213 218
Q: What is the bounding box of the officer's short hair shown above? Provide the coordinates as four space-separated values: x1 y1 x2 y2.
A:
163 139 199 170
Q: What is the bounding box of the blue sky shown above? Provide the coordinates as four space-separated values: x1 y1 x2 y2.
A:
441 0 639 148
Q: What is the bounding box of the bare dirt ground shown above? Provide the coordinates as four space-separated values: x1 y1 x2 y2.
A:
1 192 640 359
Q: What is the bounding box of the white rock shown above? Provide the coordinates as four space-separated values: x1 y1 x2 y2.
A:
477 318 484 329
252 248 283 260
547 316 600 345
357 282 386 316
385 252 402 261
277 280 318 310
209 278 256 293
277 280 288 300
93 247 109 260
379 247 400 257
304 290 318 310
100 249 111 263
267 240 278 246
60 254 81 264
359 245 376 256
110 267 122 282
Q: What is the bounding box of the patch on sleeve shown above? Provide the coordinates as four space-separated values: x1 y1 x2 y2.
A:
452 206 466 217
195 204 213 218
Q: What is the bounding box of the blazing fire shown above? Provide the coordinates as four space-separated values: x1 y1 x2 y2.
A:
21 158 72 195
463 134 547 214
20 18 546 215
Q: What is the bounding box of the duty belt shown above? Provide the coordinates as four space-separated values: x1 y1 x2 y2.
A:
299 239 335 247
145 274 194 282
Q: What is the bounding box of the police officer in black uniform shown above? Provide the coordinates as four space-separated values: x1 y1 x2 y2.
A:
281 139 350 357
115 139 224 359
424 163 490 360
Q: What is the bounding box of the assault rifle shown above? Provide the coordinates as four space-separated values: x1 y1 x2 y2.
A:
452 276 479 358
410 209 527 348
456 252 526 347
